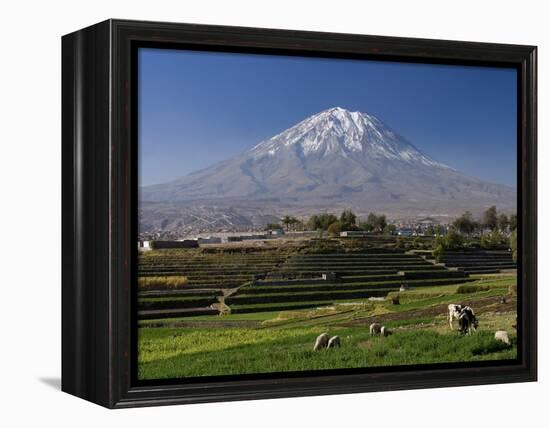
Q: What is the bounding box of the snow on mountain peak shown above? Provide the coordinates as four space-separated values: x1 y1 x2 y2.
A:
249 107 450 170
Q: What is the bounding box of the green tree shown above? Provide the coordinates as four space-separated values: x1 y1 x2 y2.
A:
359 222 374 232
321 213 338 230
327 221 342 237
482 205 498 230
308 213 338 231
288 216 299 231
509 214 517 231
366 213 387 232
432 229 464 262
282 215 292 231
481 230 505 249
453 211 477 236
292 218 304 231
434 225 446 236
383 224 396 235
443 229 464 249
378 214 387 232
308 215 319 230
340 210 357 230
497 214 509 232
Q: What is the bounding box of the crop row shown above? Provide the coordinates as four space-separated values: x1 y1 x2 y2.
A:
137 271 262 278
138 289 224 298
443 261 516 268
137 264 447 280
401 270 467 279
226 278 474 305
254 273 404 287
234 277 475 298
137 307 219 320
229 301 331 314
226 288 393 305
286 254 429 261
287 255 422 261
138 295 218 310
284 259 431 266
278 264 445 272
139 256 284 262
139 262 281 269
438 255 513 261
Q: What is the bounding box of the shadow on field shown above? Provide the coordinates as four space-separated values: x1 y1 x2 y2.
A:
38 377 61 390
471 336 517 356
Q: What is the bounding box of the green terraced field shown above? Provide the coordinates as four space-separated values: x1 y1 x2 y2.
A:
136 245 498 319
137 240 517 380
138 274 517 379
224 252 475 314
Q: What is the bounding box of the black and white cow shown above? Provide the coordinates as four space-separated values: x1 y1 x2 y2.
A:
448 304 464 329
448 304 472 328
448 303 477 330
457 306 479 335
369 322 383 336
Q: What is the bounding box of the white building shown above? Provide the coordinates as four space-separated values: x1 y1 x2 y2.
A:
340 231 369 237
138 240 151 251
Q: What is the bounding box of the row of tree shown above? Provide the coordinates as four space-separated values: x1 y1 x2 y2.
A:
308 211 358 236
265 216 303 232
433 228 517 262
266 210 394 236
305 210 393 236
452 206 517 236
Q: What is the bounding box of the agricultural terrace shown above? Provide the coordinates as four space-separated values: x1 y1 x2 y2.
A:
137 235 517 379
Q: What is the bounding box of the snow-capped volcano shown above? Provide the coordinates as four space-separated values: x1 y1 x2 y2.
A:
140 107 515 230
249 107 449 170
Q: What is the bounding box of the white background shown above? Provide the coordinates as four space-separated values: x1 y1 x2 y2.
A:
0 0 546 425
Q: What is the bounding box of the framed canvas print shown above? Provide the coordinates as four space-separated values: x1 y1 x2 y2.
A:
61 19 537 408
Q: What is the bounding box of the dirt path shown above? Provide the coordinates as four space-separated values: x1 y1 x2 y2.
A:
214 258 290 314
342 295 516 327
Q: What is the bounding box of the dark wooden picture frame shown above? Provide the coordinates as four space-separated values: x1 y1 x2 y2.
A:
62 19 537 408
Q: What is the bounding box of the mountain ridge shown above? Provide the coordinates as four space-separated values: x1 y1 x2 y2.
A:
139 107 515 233
247 107 451 170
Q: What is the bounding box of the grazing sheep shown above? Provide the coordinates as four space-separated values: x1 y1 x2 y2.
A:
399 284 408 292
369 323 383 336
495 330 511 346
391 295 400 305
381 326 392 337
313 333 330 351
327 336 341 348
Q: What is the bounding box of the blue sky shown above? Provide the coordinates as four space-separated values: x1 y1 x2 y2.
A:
138 48 517 187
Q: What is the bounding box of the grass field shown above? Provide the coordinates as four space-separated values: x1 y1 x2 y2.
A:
138 269 517 379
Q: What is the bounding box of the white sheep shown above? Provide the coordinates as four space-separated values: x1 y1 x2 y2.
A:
369 323 382 336
495 330 511 346
327 335 341 348
313 333 330 351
